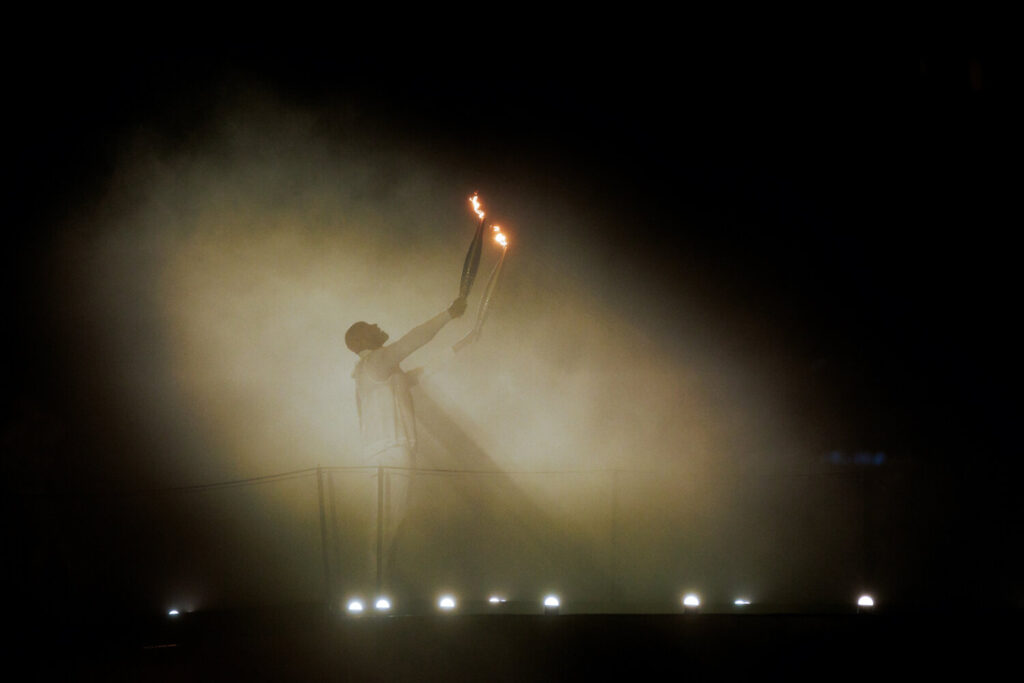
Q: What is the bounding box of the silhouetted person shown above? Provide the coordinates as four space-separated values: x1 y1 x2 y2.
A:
345 296 467 592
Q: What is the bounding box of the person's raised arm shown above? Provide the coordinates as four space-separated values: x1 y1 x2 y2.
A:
367 298 467 376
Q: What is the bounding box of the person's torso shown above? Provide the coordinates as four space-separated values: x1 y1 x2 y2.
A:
354 356 416 457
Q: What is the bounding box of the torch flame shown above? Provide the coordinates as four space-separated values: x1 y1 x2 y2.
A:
469 193 485 220
491 224 508 247
470 194 507 246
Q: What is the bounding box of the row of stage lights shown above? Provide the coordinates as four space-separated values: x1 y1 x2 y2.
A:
337 593 877 616
167 594 877 618
342 594 562 614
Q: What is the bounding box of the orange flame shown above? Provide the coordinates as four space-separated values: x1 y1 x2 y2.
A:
469 193 485 220
471 193 507 246
492 225 508 247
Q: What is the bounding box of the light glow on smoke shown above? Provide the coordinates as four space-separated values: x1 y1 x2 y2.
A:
53 90 827 611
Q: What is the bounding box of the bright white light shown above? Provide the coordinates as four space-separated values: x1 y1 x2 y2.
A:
857 595 875 607
374 598 391 611
488 595 506 604
167 609 180 617
734 599 751 606
347 599 365 613
438 595 456 610
543 595 560 608
682 594 701 607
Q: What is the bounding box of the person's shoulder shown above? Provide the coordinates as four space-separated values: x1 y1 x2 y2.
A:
352 350 373 375
360 348 398 380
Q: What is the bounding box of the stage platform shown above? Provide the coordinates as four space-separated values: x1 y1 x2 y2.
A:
26 604 1020 680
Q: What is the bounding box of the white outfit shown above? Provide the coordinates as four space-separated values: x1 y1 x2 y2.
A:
350 309 453 590
353 356 417 458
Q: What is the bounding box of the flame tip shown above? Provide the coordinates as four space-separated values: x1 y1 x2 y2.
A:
469 193 485 219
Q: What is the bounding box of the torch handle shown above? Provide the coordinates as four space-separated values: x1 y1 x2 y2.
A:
459 218 486 299
475 246 507 327
451 328 479 353
452 246 507 353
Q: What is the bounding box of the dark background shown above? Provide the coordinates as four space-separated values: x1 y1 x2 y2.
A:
4 36 1020 617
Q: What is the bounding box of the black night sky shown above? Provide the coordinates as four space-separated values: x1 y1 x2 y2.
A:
4 36 1021 620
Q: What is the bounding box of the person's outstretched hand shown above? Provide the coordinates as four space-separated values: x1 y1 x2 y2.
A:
448 296 468 318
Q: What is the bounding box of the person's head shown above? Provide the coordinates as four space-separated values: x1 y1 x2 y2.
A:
345 321 388 354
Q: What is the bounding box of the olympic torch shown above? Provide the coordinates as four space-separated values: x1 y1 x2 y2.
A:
453 224 508 352
459 194 487 299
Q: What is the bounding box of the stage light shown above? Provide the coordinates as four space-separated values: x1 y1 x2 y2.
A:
857 594 875 609
374 597 391 611
733 598 751 607
682 594 701 608
167 609 180 617
438 595 457 611
543 595 561 615
347 599 365 614
488 595 507 605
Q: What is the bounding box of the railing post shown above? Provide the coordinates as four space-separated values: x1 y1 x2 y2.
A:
327 470 341 592
610 469 620 604
376 465 385 594
316 466 332 607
